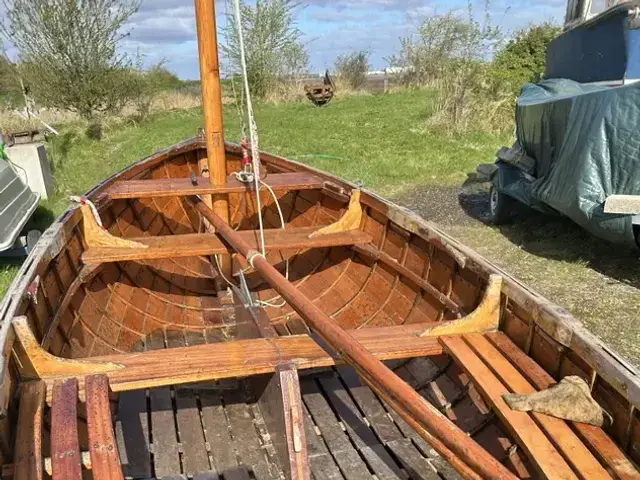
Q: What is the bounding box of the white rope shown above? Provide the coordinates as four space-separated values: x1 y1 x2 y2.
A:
232 0 266 257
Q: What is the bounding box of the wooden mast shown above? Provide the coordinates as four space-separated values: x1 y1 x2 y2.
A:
188 196 518 480
194 0 231 276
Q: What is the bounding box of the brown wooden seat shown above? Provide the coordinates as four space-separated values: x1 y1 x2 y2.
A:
442 333 638 480
81 226 373 265
105 172 324 200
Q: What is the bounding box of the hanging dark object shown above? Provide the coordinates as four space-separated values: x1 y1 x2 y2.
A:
304 70 336 106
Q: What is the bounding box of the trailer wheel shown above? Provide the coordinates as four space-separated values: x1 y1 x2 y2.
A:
489 186 515 225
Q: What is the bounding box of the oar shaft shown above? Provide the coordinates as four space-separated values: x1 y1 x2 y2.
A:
189 196 517 480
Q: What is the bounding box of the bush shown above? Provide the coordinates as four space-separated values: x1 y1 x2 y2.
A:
129 63 186 121
335 51 370 90
223 0 308 99
491 23 561 94
2 0 141 121
389 1 510 132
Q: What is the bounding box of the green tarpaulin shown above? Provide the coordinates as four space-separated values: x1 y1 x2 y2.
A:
500 78 640 246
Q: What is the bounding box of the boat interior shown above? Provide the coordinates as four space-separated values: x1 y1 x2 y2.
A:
0 139 639 480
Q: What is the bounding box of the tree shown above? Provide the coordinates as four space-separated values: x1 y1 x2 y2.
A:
223 0 308 99
491 22 561 93
1 0 141 120
335 51 370 90
0 51 22 106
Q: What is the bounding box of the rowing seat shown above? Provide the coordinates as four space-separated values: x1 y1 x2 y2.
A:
441 333 639 480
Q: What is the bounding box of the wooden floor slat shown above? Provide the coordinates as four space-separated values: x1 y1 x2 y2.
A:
200 391 237 476
301 378 370 480
442 335 578 480
115 341 151 478
486 332 640 480
14 382 45 480
147 330 181 477
222 388 279 480
465 333 611 480
85 375 124 480
82 227 373 264
302 405 344 480
317 374 403 480
106 172 324 199
51 379 82 480
166 331 212 476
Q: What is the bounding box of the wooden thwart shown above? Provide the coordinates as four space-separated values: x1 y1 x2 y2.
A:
105 172 324 199
82 226 373 264
12 317 444 392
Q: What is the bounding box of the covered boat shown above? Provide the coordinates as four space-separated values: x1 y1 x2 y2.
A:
0 1 639 479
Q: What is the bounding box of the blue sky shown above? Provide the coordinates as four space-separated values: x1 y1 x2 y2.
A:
4 0 567 79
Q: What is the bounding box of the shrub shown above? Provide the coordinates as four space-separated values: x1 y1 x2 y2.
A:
1 0 141 121
335 51 370 90
491 23 561 94
223 0 308 99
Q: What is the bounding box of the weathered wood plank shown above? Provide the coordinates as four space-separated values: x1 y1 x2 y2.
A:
222 388 279 480
147 330 181 477
302 405 343 480
166 330 212 476
51 378 82 480
200 391 236 475
301 378 370 480
14 382 45 480
114 340 151 479
50 323 444 393
486 332 640 480
466 333 611 479
106 172 324 199
85 375 124 480
317 374 403 479
82 227 372 264
441 335 578 480
387 439 439 480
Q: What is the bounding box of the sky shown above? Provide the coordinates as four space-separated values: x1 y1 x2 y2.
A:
3 0 567 80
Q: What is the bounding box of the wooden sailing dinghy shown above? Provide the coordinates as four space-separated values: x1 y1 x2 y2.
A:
1 2 640 480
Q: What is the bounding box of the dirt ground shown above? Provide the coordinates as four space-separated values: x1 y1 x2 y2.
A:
393 183 640 368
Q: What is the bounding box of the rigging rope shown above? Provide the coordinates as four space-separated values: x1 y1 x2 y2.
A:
232 0 266 257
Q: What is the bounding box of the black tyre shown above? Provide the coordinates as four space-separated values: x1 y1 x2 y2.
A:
489 186 515 225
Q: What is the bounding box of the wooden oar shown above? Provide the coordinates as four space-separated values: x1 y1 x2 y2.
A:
188 196 517 480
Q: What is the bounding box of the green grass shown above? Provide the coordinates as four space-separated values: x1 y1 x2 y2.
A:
0 89 508 299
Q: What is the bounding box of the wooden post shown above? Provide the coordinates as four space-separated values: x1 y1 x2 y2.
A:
195 0 231 277
188 197 517 480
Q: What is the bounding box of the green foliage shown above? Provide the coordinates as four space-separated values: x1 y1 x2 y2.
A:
129 63 186 121
1 0 141 120
389 1 510 132
335 51 370 90
491 23 561 94
223 0 308 99
0 52 22 106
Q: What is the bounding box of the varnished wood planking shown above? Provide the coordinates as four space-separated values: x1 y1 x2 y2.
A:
43 323 444 393
85 375 124 480
106 172 324 199
51 379 82 480
442 335 578 480
487 332 640 480
14 382 45 480
465 333 611 479
82 227 373 264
